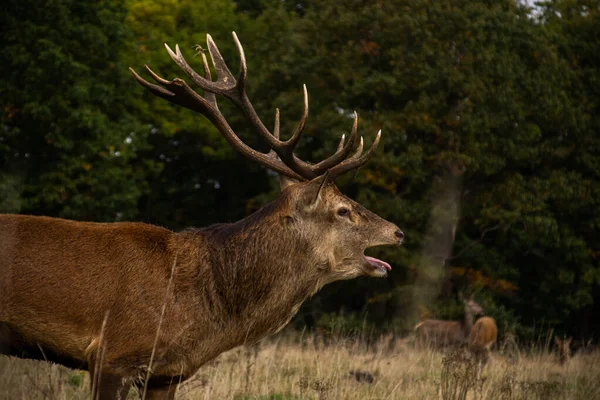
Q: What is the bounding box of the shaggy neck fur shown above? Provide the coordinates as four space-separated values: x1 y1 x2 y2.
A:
177 192 326 350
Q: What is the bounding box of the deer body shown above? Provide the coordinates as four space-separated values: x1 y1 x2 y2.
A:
414 295 481 348
1 211 307 367
414 319 470 347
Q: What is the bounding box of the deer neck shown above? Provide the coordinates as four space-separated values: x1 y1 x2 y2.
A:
189 200 325 343
463 309 475 339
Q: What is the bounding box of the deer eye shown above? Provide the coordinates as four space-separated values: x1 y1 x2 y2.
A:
337 207 350 217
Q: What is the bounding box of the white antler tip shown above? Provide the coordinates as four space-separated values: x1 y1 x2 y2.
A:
360 136 364 145
341 134 346 139
377 130 382 137
164 43 176 57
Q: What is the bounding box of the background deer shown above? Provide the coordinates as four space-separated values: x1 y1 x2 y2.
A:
554 336 572 366
414 294 483 348
414 294 497 362
0 33 403 400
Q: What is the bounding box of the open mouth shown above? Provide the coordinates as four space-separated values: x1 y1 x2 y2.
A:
364 255 391 275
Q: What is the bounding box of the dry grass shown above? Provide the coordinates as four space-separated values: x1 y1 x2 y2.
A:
1 333 599 400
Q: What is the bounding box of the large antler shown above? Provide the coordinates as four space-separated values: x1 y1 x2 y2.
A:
129 32 381 180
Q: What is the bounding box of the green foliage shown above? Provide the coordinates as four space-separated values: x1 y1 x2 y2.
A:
0 0 156 221
67 372 85 387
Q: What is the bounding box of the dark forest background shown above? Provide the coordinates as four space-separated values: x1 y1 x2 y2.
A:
2 0 599 344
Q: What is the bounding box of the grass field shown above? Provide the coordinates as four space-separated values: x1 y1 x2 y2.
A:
1 332 599 399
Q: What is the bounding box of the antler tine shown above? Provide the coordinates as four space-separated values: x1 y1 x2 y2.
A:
198 50 218 109
337 134 346 152
328 130 382 178
143 64 171 86
207 33 236 83
349 137 364 160
164 43 232 93
130 66 210 114
267 108 281 159
232 32 248 91
279 84 308 151
273 108 281 140
308 111 359 175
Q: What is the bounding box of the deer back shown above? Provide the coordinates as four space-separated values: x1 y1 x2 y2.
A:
415 319 465 346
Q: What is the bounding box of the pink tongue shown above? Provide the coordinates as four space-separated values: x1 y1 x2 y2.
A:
365 256 391 271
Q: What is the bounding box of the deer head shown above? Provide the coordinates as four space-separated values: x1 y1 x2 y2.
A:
278 175 402 281
129 32 404 281
462 294 485 317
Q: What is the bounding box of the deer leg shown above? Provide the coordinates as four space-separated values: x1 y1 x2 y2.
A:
134 375 180 400
90 372 129 400
485 346 493 364
142 384 178 400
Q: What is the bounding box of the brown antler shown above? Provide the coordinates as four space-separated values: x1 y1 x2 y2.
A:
130 32 381 180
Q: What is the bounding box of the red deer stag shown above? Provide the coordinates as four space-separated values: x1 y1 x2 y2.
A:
0 32 403 400
414 294 497 362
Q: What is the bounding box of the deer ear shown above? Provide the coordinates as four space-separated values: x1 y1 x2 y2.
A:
280 175 299 191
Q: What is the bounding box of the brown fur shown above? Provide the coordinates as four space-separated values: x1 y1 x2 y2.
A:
0 178 401 399
469 316 498 364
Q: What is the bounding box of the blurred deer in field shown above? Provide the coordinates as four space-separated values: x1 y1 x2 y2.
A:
414 294 497 363
0 33 403 400
554 336 572 366
414 294 483 347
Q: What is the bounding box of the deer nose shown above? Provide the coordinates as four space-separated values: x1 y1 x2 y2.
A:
394 229 405 243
